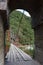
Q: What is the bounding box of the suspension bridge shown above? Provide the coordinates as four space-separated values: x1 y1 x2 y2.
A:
5 43 40 65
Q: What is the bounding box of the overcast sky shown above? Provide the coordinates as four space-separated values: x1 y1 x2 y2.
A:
16 9 31 17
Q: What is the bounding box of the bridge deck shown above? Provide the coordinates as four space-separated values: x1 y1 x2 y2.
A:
6 44 40 65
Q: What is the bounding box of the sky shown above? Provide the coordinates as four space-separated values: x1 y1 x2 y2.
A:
16 9 31 17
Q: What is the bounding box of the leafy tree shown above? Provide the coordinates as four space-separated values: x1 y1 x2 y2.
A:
9 11 34 45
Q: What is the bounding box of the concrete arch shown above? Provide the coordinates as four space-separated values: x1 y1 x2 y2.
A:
8 1 43 65
0 0 43 65
8 0 42 29
8 0 41 15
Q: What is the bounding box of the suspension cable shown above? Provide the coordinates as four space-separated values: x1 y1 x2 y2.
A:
14 10 24 41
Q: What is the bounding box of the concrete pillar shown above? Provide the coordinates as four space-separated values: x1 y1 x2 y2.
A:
0 15 4 65
32 7 43 65
34 24 43 65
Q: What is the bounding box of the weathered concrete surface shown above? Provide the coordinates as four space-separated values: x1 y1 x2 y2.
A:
0 2 7 10
34 24 43 65
0 0 43 65
0 16 4 65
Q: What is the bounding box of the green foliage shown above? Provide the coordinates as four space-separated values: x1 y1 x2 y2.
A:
24 49 34 57
19 46 34 57
9 11 34 45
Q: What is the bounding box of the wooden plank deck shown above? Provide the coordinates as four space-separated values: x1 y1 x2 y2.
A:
6 44 41 65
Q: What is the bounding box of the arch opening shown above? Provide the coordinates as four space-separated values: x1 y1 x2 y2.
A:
5 9 35 60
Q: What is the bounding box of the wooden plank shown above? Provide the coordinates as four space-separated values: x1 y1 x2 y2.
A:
6 44 40 65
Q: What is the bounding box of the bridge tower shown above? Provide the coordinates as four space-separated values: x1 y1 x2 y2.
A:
0 0 9 65
0 0 43 65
